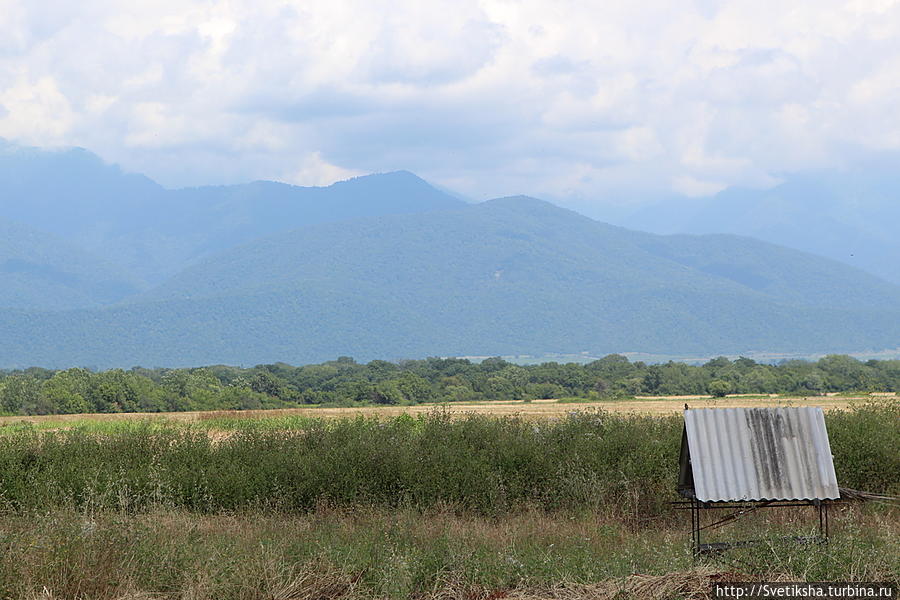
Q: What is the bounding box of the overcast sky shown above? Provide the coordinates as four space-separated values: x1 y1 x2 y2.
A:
2 0 900 206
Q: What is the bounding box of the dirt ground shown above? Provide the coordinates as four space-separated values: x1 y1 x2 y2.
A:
0 394 877 426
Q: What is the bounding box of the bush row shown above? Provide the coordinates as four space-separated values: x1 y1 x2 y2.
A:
2 353 900 415
0 404 895 516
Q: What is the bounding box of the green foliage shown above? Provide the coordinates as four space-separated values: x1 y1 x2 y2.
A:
826 401 900 494
0 506 894 598
0 406 894 517
0 355 899 415
0 411 676 515
707 379 732 397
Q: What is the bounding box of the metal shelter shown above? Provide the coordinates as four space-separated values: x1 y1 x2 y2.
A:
674 407 840 555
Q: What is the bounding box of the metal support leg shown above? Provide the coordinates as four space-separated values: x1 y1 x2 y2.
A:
691 498 699 561
691 498 701 558
696 501 701 554
817 501 824 538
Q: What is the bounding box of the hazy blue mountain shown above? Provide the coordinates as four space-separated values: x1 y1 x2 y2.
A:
628 231 900 312
3 139 898 368
618 171 900 284
163 171 465 263
2 197 898 368
0 217 142 309
0 140 464 283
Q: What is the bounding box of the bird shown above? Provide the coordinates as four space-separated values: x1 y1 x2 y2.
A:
684 402 689 410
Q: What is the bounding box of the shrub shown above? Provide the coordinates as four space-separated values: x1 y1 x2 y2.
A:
0 405 892 517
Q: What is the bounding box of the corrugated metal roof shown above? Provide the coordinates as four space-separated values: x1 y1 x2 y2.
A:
681 407 840 502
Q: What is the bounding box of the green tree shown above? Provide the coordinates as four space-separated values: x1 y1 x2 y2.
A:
707 379 732 398
88 369 146 412
43 368 92 414
0 376 44 414
395 372 433 403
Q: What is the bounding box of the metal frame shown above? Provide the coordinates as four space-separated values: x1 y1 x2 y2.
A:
672 498 831 557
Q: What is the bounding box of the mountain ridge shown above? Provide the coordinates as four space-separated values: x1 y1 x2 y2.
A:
3 195 898 368
0 141 465 284
1 141 898 368
616 171 900 284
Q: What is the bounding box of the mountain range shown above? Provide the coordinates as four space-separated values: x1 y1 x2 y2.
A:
0 217 141 310
615 171 900 285
0 138 462 286
1 140 898 368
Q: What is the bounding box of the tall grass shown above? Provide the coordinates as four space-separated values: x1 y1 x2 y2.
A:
0 506 895 599
0 404 895 517
0 405 896 598
826 400 900 495
0 410 679 516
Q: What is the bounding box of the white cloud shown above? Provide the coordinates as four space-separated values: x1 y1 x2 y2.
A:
0 76 74 142
1 0 899 203
673 175 727 197
283 151 364 187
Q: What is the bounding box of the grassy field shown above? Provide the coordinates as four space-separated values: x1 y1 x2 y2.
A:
0 402 895 598
0 393 871 430
4 506 897 599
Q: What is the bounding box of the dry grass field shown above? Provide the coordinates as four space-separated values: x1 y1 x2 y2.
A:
5 506 896 600
0 394 871 428
0 398 894 597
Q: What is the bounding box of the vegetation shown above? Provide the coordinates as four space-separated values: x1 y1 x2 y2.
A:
0 354 898 416
0 404 895 515
0 507 895 599
0 405 895 597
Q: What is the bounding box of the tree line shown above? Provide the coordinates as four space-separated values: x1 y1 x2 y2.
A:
0 354 898 415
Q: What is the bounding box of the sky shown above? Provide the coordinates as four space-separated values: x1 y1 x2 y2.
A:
2 0 900 207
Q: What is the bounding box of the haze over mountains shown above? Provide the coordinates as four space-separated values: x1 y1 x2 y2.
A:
0 217 141 310
614 171 900 285
1 140 898 368
0 139 462 286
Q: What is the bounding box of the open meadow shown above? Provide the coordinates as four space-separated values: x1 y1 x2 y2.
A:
0 400 896 598
0 394 870 430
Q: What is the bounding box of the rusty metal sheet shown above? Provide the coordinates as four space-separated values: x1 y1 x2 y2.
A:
683 407 840 502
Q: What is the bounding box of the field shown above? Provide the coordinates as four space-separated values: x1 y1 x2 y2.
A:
0 401 896 599
6 506 898 599
0 394 867 429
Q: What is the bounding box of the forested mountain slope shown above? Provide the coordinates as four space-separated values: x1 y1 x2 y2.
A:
0 140 463 284
3 197 898 368
0 218 142 309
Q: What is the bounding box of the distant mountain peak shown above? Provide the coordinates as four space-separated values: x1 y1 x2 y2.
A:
332 169 434 189
376 169 420 179
480 195 552 208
